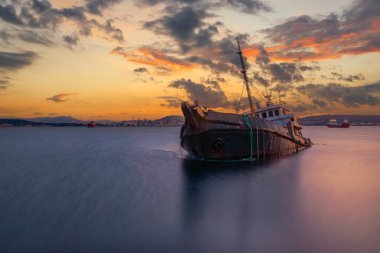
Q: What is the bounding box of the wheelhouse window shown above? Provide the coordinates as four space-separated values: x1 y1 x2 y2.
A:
262 112 267 118
268 111 274 117
274 109 279 116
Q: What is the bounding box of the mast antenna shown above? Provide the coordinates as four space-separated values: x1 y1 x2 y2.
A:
192 83 199 106
236 37 255 116
276 85 283 105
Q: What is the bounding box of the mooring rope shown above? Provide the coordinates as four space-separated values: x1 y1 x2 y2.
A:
243 115 254 161
256 118 266 159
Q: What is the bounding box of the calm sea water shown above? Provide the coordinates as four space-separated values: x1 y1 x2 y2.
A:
0 126 379 253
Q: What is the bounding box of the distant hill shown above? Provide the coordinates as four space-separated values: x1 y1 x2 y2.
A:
300 115 380 126
3 114 378 127
25 116 84 124
0 119 42 126
0 115 184 127
0 118 85 127
157 115 184 122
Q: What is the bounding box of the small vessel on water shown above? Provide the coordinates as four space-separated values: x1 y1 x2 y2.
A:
87 121 96 128
179 38 312 161
326 118 350 128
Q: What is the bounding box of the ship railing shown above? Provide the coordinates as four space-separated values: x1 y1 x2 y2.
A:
247 116 289 137
254 99 286 109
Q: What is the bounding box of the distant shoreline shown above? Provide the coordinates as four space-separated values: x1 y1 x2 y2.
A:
1 114 380 127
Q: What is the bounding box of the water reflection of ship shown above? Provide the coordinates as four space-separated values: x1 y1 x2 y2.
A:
180 38 312 161
326 118 350 128
181 159 256 253
180 158 301 253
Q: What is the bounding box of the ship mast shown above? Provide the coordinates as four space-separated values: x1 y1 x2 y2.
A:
236 37 255 116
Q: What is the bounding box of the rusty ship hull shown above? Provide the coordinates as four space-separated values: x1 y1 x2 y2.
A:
180 102 312 161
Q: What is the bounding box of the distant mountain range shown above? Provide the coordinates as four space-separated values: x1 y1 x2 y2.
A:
300 115 380 126
0 119 85 127
1 115 379 126
0 115 185 127
25 116 84 124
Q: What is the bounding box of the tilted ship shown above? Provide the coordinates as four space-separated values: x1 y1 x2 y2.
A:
180 38 312 161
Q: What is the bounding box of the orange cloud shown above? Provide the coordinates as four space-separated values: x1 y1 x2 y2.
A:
111 47 196 72
249 14 380 62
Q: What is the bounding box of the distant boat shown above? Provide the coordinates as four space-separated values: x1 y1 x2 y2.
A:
326 118 350 128
87 121 96 128
179 38 312 161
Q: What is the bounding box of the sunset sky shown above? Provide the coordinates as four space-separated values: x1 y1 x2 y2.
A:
0 0 379 120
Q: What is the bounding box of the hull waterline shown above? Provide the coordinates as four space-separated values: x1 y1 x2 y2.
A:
180 102 312 161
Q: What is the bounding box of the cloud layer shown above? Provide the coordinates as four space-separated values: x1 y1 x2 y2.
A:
166 78 231 108
0 51 38 71
296 82 380 107
0 0 125 47
255 0 380 61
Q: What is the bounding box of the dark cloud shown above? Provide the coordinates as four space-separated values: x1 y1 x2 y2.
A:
214 35 251 73
133 67 149 73
30 0 61 29
299 65 320 71
31 0 52 13
157 96 184 107
18 30 54 46
202 78 221 90
287 102 317 113
343 0 380 24
59 6 86 21
85 0 122 15
55 6 124 42
254 45 270 66
100 19 124 42
252 46 319 91
331 72 365 82
0 4 24 26
253 73 270 87
0 76 11 90
144 6 218 53
268 62 304 84
63 34 79 48
138 0 271 14
0 0 125 47
264 14 341 47
221 0 272 14
0 29 11 43
46 93 78 103
0 51 38 71
361 82 380 93
312 99 327 107
296 82 380 107
168 78 230 107
1 29 55 46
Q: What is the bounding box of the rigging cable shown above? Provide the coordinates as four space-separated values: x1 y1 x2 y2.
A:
243 115 254 161
237 82 246 112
